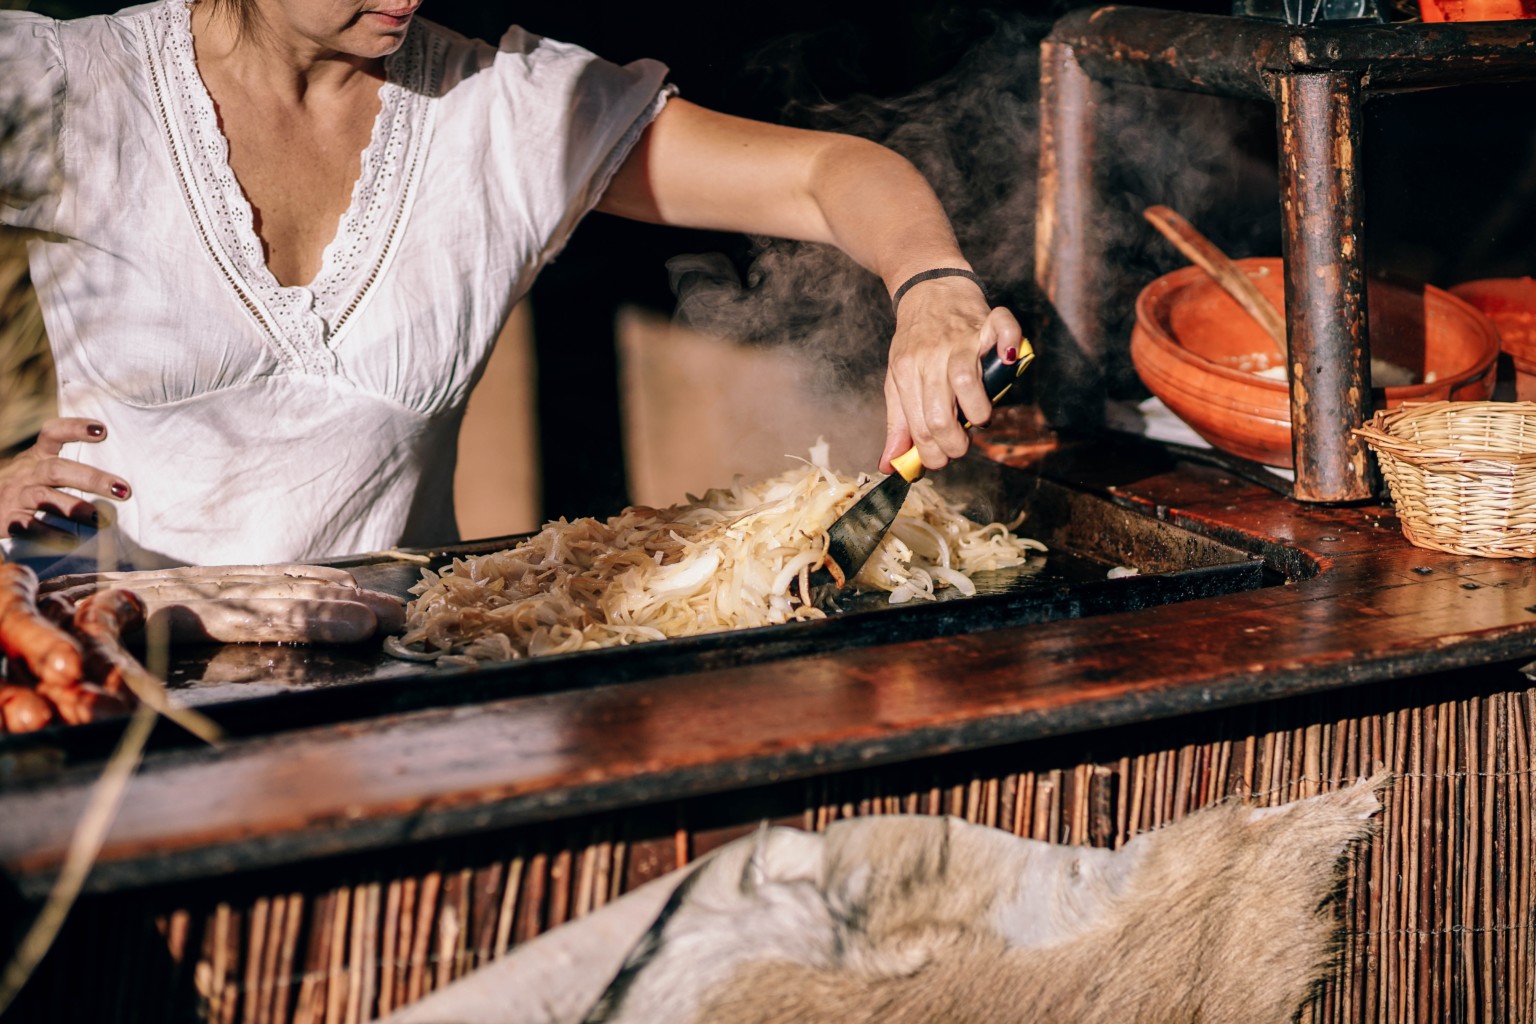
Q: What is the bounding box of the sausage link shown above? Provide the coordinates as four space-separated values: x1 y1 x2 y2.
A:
0 563 84 689
53 580 406 635
147 598 379 645
72 590 222 745
72 589 147 698
37 680 132 725
40 563 359 594
0 683 55 733
36 591 76 625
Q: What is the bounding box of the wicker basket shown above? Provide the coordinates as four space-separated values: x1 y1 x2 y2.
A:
1353 401 1536 558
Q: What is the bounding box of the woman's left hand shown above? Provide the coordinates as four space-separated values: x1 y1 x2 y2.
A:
880 277 1025 473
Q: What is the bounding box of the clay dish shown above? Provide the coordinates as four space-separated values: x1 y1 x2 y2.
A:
1449 277 1536 401
1131 257 1501 468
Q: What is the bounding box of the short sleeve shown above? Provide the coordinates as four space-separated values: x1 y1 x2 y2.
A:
0 11 65 232
489 26 673 264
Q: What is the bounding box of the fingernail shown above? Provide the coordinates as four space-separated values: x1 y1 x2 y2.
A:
110 482 129 499
1005 347 1018 363
7 523 21 537
86 423 105 438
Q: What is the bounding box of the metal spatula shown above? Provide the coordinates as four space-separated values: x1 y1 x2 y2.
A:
821 343 1035 588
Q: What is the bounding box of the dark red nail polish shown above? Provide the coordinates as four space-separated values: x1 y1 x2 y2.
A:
7 523 22 538
1005 347 1018 363
86 423 105 438
111 482 129 499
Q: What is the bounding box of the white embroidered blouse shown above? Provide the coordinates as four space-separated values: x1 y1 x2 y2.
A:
0 1 670 566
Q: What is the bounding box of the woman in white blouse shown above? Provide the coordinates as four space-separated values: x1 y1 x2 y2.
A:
0 0 1024 567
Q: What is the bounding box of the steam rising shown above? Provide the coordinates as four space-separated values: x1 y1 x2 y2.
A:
665 12 1278 428
669 15 1047 401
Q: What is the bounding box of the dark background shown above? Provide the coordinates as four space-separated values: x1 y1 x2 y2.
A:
488 2 1536 519
33 0 1536 519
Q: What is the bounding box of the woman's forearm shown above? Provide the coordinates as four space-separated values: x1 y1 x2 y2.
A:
601 97 1023 472
798 133 974 299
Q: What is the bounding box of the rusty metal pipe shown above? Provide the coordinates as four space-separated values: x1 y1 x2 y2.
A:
1277 72 1374 501
1035 39 1108 432
1034 4 1536 501
1045 6 1536 98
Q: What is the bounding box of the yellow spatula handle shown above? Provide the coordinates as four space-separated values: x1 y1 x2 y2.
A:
890 340 1036 483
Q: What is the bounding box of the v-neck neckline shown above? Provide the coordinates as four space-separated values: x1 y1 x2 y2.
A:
139 0 437 373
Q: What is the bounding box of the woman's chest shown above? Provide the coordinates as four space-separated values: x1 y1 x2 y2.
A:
208 81 385 289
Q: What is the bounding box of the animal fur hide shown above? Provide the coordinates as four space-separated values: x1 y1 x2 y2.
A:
585 777 1386 1024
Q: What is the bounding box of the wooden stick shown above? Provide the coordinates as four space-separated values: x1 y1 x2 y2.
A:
255 895 283 1024
493 852 524 959
241 897 268 1024
1511 696 1523 1024
514 852 546 947
1143 204 1287 357
433 877 460 993
273 894 302 1024
291 892 328 1024
547 848 572 929
405 872 439 1005
1481 698 1496 1024
322 885 349 1024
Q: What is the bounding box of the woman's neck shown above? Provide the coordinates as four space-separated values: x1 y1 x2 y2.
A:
189 2 385 107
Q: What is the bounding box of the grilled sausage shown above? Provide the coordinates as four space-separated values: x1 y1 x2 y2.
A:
51 580 406 635
147 597 380 645
72 590 223 745
0 563 84 689
37 680 132 725
0 683 55 733
72 589 148 697
40 562 359 594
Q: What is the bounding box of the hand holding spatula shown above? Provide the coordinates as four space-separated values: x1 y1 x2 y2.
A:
822 344 1035 588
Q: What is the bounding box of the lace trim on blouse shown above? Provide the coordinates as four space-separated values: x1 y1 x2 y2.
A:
136 0 438 374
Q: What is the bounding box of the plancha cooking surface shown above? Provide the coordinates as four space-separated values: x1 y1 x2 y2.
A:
0 456 1273 761
8 439 1536 896
155 457 1272 724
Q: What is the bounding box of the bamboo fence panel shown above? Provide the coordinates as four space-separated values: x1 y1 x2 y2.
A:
10 678 1536 1023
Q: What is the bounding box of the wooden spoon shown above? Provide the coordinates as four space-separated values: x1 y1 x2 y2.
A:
1143 205 1287 359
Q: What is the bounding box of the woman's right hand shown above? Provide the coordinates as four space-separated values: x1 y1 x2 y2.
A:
0 419 130 539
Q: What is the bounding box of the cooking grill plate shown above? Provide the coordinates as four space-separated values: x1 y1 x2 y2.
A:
0 458 1279 761
158 459 1274 725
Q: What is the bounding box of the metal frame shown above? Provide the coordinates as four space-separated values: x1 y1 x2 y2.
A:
1035 7 1536 501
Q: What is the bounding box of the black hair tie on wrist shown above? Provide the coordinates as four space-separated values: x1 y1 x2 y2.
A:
891 268 989 313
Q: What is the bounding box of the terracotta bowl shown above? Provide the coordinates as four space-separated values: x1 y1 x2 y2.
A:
1448 277 1536 401
1131 258 1501 468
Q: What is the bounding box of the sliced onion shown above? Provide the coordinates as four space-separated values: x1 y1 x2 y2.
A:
390 450 1047 663
930 565 977 596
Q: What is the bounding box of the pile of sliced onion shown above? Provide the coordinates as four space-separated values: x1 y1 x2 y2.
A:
395 444 1046 664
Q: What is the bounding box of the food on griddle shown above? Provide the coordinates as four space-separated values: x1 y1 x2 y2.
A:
1 561 405 732
149 597 382 645
51 579 406 638
0 562 85 690
396 447 1045 665
38 562 359 593
43 565 406 645
0 683 54 732
0 560 120 731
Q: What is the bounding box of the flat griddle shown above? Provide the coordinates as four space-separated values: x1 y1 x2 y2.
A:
177 457 1268 705
0 456 1276 763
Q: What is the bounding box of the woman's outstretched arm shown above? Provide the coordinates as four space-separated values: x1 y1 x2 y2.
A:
599 98 1025 472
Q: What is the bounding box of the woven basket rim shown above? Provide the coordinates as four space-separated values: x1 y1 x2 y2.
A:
1355 401 1536 558
1354 400 1536 462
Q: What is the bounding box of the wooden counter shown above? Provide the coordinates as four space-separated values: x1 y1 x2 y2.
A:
3 440 1534 1022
